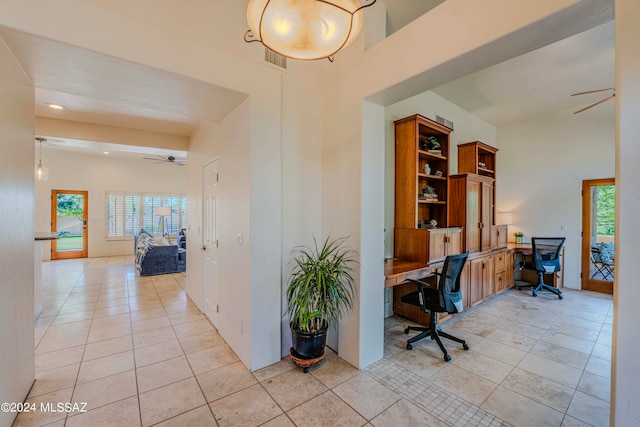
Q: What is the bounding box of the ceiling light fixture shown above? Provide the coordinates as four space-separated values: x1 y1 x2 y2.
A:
35 137 49 182
245 0 376 62
46 103 65 110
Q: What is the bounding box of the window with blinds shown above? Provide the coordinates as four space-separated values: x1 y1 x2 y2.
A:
106 192 187 239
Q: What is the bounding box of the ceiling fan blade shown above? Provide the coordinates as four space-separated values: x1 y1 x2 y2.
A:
573 94 615 114
143 157 165 161
571 88 615 96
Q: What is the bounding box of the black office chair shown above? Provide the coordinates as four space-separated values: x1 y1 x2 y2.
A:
523 237 565 299
401 252 469 362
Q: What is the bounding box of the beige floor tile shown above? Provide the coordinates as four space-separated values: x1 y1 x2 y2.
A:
261 414 296 427
35 346 84 373
168 310 205 326
451 350 514 383
133 326 177 348
83 335 133 361
262 369 328 412
186 344 239 375
429 364 498 406
561 415 594 427
502 368 574 412
310 351 361 388
134 339 184 367
95 297 130 309
29 363 80 398
87 322 132 343
442 317 496 338
486 328 538 352
577 371 610 402
164 300 199 315
481 386 564 427
137 355 194 393
197 361 258 402
58 302 97 316
370 398 449 427
497 319 547 339
585 355 611 379
66 395 140 427
172 318 214 338
591 342 612 361
518 353 583 388
89 313 131 329
153 405 215 427
139 377 207 427
35 332 88 354
51 311 95 325
130 307 167 322
72 370 137 411
466 338 527 366
253 358 296 383
529 341 590 370
567 391 610 427
132 315 172 333
13 387 73 427
386 347 447 379
77 351 135 384
332 373 401 420
209 383 282 427
93 304 131 318
541 331 595 354
130 299 164 312
287 390 367 427
178 330 226 354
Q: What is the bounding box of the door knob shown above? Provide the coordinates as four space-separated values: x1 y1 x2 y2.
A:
201 246 207 251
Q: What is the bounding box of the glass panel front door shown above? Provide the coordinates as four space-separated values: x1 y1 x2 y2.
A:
52 190 88 259
582 179 614 293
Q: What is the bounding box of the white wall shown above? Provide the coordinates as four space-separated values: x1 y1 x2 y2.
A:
34 148 186 259
497 106 615 288
612 0 640 424
384 90 497 258
0 39 35 427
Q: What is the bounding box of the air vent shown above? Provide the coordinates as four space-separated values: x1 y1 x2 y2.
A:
265 47 287 70
436 115 454 131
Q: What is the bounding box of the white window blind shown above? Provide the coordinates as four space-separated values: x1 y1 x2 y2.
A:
106 192 186 240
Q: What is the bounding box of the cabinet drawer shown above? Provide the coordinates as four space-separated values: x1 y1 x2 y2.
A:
496 252 506 273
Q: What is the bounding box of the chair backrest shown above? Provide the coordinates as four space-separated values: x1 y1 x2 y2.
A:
591 245 604 264
437 252 469 314
531 237 565 274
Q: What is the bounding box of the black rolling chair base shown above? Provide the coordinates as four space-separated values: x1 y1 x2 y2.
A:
404 324 469 362
532 282 563 299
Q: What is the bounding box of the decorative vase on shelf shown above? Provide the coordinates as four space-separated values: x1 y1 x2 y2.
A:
424 163 431 175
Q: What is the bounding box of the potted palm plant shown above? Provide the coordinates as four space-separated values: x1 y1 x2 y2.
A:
286 236 357 361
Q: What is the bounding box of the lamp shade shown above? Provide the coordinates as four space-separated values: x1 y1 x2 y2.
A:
35 161 49 181
155 206 171 217
246 0 373 60
495 212 513 225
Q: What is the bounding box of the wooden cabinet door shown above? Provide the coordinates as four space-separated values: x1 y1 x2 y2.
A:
491 225 508 249
428 228 447 263
466 180 481 252
482 255 495 298
446 228 462 256
469 258 483 306
480 181 493 252
495 272 505 293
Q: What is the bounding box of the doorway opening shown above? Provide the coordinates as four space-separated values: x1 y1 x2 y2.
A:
51 190 88 259
581 179 615 293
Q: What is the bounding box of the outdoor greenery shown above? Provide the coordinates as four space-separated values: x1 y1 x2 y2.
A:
57 194 83 218
596 185 615 235
286 236 357 333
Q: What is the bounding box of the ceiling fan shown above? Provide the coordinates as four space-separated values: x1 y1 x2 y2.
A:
143 155 186 166
572 87 615 114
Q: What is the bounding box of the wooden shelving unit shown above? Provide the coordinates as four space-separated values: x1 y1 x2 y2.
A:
458 141 498 226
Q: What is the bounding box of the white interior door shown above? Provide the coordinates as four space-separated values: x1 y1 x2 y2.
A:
202 159 219 324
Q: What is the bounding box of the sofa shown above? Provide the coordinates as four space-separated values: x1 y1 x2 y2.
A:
134 229 186 276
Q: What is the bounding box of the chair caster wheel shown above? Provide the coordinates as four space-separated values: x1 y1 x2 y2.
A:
406 344 413 350
463 343 469 350
558 295 563 300
532 293 537 297
404 328 410 334
303 367 309 373
444 354 451 362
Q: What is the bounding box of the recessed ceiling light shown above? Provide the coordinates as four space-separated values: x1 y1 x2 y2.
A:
103 151 110 155
46 103 65 110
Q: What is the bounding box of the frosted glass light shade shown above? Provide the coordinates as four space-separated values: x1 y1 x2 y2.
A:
246 0 373 60
35 161 49 181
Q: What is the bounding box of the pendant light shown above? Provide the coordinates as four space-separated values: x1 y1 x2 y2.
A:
35 137 49 182
245 0 377 62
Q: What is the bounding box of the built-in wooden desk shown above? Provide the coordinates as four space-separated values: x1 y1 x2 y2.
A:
384 258 436 288
509 242 565 289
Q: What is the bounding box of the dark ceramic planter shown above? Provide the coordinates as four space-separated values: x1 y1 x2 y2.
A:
291 325 328 359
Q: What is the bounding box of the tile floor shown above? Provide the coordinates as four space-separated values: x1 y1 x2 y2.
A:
15 256 612 427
